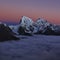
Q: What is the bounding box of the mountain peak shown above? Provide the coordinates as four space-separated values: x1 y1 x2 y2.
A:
19 16 33 27
37 18 47 22
21 16 32 21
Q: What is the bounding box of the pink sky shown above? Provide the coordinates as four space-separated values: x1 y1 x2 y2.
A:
0 0 60 24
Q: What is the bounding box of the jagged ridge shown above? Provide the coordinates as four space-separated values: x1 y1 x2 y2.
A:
9 16 60 36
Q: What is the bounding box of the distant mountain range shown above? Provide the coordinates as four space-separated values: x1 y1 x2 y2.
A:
0 16 60 41
9 16 60 35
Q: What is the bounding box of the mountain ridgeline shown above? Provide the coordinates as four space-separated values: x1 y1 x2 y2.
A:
9 16 60 35
0 16 60 41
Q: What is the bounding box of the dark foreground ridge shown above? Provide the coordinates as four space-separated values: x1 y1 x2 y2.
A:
0 23 19 42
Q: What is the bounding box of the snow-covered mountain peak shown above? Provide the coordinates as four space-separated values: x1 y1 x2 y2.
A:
21 16 32 21
36 18 48 24
35 18 50 28
20 16 33 27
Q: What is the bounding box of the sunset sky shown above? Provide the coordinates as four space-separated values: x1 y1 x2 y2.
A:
0 0 60 24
